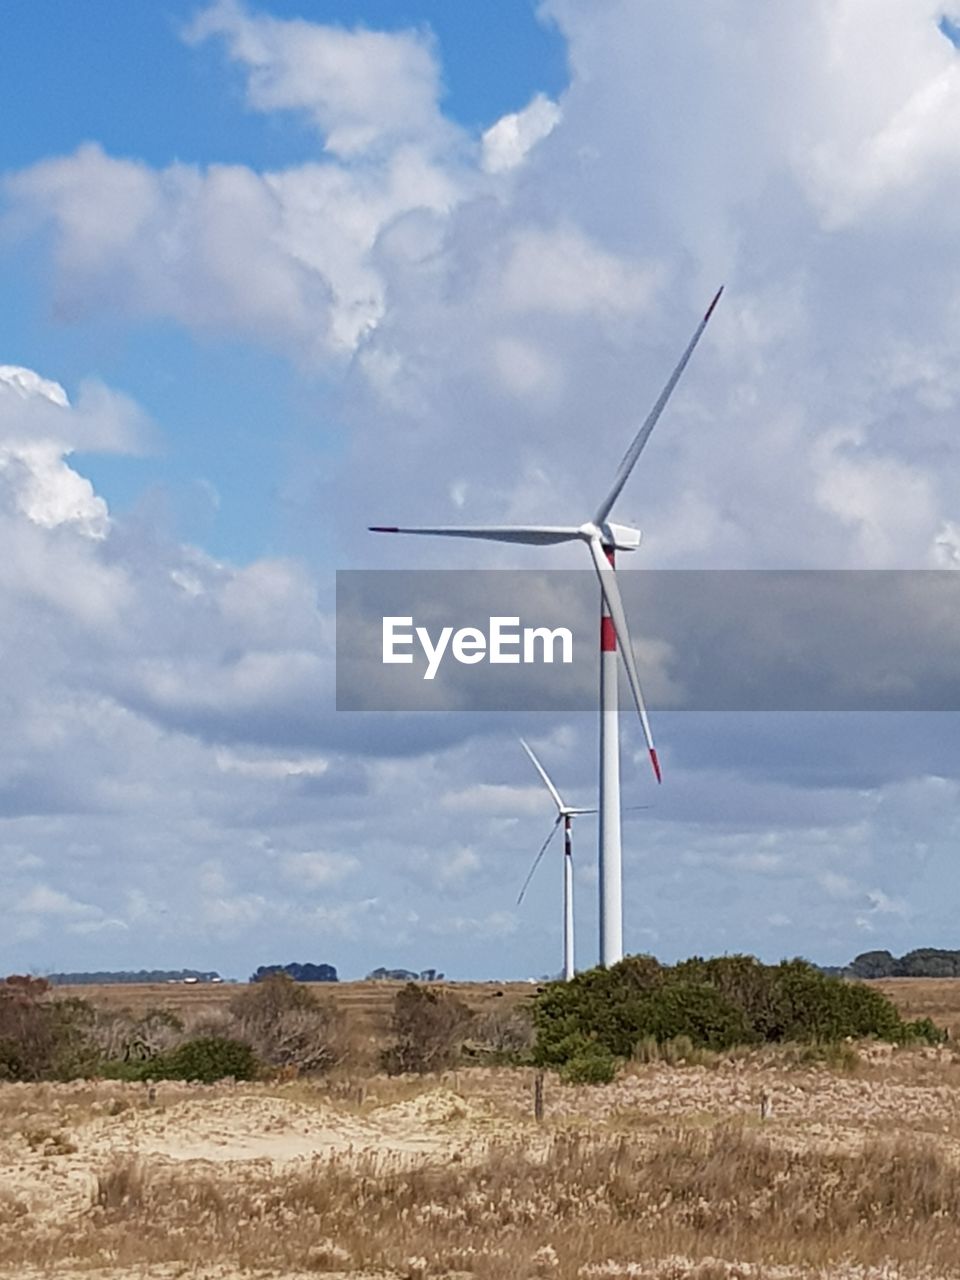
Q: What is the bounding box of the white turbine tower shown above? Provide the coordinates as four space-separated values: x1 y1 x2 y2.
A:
516 737 596 982
371 288 722 966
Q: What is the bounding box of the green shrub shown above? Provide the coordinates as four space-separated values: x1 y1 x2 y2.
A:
534 953 943 1074
156 1037 258 1083
636 983 754 1050
902 1017 948 1045
97 1058 155 1082
560 1046 618 1085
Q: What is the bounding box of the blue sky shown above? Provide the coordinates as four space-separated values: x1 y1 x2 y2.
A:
3 0 960 980
1 0 565 562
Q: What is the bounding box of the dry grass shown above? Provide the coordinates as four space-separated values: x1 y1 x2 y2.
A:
3 1053 960 1278
5 1121 960 1278
3 978 960 1279
66 978 536 1029
54 979 537 1077
871 977 960 1038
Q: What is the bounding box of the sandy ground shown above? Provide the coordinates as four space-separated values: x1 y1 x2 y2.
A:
4 1056 960 1279
0 1081 508 1228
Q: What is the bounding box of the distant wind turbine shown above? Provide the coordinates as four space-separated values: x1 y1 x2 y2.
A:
516 737 596 982
371 288 722 966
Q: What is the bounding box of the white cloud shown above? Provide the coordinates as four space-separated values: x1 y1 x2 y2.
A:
185 0 451 158
0 366 149 541
0 366 68 408
812 427 942 566
500 226 659 316
216 749 329 779
482 93 561 173
6 141 464 359
1 442 108 538
17 884 100 918
934 520 960 567
818 871 860 901
6 0 960 977
280 851 359 887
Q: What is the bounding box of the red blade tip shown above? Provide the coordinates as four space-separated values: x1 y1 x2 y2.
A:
704 285 724 323
369 526 399 533
649 747 662 784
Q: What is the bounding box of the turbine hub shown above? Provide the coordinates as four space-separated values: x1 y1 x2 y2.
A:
599 521 642 551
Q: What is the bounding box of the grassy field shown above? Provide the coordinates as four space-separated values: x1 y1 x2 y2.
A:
871 976 960 1037
4 978 960 1279
62 978 539 1043
64 974 960 1039
4 1044 960 1279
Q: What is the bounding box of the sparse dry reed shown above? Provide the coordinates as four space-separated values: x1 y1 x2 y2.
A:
3 1117 960 1277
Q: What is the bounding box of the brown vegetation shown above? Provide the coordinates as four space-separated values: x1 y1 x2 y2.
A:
0 977 958 1277
873 976 960 1038
4 1055 960 1278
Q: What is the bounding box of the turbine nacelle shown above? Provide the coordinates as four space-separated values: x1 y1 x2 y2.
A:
581 521 642 552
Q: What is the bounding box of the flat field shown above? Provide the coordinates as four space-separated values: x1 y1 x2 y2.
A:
64 974 960 1047
872 976 960 1038
62 979 537 1054
4 979 960 1280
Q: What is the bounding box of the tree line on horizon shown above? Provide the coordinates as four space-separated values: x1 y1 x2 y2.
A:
46 969 223 985
44 962 448 985
849 949 960 979
35 951 960 987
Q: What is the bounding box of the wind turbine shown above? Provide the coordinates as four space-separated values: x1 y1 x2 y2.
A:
516 737 596 982
371 288 722 966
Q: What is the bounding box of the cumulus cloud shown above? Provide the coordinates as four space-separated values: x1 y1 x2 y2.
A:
481 93 561 173
5 0 471 359
5 0 960 974
0 366 150 538
184 0 452 157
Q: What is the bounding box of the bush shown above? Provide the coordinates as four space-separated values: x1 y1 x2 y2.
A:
0 977 98 1081
97 1058 156 1082
229 972 346 1075
93 1007 185 1065
905 1016 948 1044
155 1037 258 1083
381 983 473 1074
560 1045 618 1085
533 953 944 1074
467 1007 536 1063
230 972 317 1022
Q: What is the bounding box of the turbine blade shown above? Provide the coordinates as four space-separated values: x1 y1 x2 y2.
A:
517 815 562 906
588 536 662 783
594 287 723 525
567 807 598 815
519 737 566 812
369 525 582 545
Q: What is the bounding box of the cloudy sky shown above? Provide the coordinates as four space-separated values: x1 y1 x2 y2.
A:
3 0 960 980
